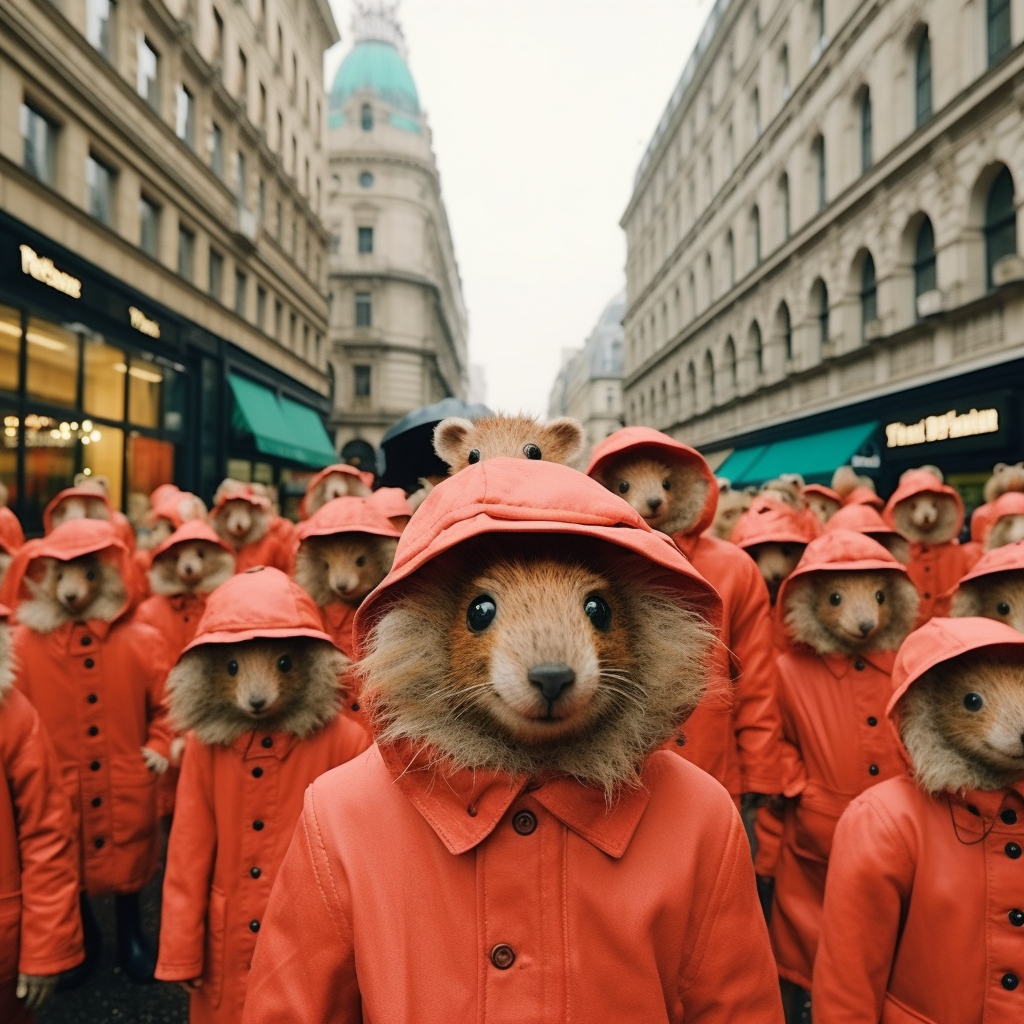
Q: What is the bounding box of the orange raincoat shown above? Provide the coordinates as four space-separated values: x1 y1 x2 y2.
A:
299 465 374 519
155 568 370 1024
11 520 173 896
588 428 786 797
242 458 783 1024
814 617 1024 1023
210 489 294 573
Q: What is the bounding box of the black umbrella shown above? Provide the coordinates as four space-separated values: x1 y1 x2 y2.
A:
377 398 492 492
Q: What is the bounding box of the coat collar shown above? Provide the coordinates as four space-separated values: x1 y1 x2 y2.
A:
379 739 652 858
818 648 896 679
230 729 299 760
946 782 1024 832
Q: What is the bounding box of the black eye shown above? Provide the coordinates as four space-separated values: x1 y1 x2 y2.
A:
227 660 239 676
278 655 292 672
86 570 96 582
467 449 481 465
876 591 885 605
829 593 842 606
584 594 612 631
963 692 984 712
618 481 630 494
467 595 496 632
662 479 671 491
998 601 1011 616
56 571 64 582
197 550 205 559
524 444 542 460
355 556 366 567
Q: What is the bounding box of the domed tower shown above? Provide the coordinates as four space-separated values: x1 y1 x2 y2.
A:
325 2 469 461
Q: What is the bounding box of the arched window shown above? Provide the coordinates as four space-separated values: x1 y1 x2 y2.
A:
749 321 763 378
780 172 791 240
860 89 872 174
778 302 792 363
914 217 937 300
726 231 735 288
360 103 373 131
813 278 829 348
703 350 716 404
673 370 681 414
686 362 697 415
861 253 878 338
988 0 1011 66
915 30 932 127
751 205 761 264
813 135 826 211
688 271 697 317
705 251 714 304
725 336 737 394
639 392 646 422
986 166 1017 288
660 380 668 421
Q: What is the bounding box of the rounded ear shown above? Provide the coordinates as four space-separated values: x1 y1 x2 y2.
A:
994 463 1010 474
831 465 859 497
433 417 474 468
543 417 586 463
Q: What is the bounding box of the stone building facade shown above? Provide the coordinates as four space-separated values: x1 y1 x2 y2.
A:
622 0 1024 500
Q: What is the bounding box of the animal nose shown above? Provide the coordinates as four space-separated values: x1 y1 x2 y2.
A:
858 620 874 636
527 664 576 703
647 497 662 512
249 697 266 712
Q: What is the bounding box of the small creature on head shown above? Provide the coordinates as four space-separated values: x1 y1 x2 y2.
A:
433 414 585 474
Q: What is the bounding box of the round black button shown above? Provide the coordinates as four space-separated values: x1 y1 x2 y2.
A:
490 944 516 970
91 797 102 808
512 810 537 836
924 592 932 599
252 767 264 778
1003 973 1019 990
249 920 260 933
94 837 104 849
250 867 261 879
1009 909 1024 927
84 658 95 669
351 702 360 712
968 805 981 816
1003 809 1018 825
253 820 264 831
88 726 99 736
1006 842 1022 859
87 694 98 704
854 659 866 671
90 760 100 771
261 737 273 749
675 736 685 746
868 764 879 776
81 636 92 646
867 716 878 727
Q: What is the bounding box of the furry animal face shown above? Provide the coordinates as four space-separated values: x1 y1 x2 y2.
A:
50 496 110 529
18 555 127 633
594 454 709 537
988 515 1024 550
149 541 236 597
167 638 347 744
711 487 752 541
359 538 714 797
146 517 176 550
952 574 1024 633
294 533 397 607
899 654 1024 793
212 498 269 549
306 473 372 515
783 569 919 655
760 475 806 510
985 463 1024 503
807 495 841 525
433 415 585 473
745 542 806 604
893 494 959 544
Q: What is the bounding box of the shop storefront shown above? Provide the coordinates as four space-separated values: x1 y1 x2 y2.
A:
0 213 336 534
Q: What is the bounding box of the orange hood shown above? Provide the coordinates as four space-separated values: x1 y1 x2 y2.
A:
884 470 964 536
827 503 905 546
354 457 723 657
295 496 400 543
211 485 272 516
150 518 234 561
0 507 24 556
180 566 334 654
300 464 375 518
842 486 884 510
802 483 842 505
42 486 113 534
732 496 821 549
585 426 718 538
973 491 1024 545
367 487 413 521
953 539 1024 587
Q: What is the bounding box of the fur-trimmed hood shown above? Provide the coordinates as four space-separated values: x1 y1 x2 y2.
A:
732 496 821 549
884 469 965 537
42 486 112 534
300 464 375 518
210 484 272 516
585 426 718 540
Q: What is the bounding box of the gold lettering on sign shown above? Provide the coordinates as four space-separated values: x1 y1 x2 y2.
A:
885 408 1000 448
128 306 160 339
19 244 82 298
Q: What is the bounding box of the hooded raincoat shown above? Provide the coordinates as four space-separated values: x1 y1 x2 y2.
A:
299 465 374 519
155 568 370 1024
587 427 785 797
241 458 784 1024
211 489 294 573
768 530 912 988
11 520 173 896
0 605 84 1024
884 470 970 622
43 487 136 553
814 617 1024 1024
0 508 24 558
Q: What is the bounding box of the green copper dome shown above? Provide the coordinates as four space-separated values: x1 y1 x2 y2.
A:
330 40 420 123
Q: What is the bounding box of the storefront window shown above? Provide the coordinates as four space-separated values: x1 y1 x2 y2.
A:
22 412 78 529
127 355 163 428
81 423 123 509
0 305 22 394
25 317 78 406
83 337 126 421
0 410 18 508
127 432 174 525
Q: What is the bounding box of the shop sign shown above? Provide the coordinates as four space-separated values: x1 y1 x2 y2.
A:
129 305 161 339
19 244 82 299
885 407 1000 448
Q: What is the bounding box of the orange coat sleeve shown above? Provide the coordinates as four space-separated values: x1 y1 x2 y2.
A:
140 626 174 760
241 784 361 1024
9 694 84 976
156 735 217 982
811 796 913 1023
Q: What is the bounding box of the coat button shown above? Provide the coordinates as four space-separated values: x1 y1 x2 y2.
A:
88 726 99 736
923 592 931 599
675 735 685 746
87 694 98 704
261 737 273 749
1003 809 1018 825
81 635 92 646
84 658 95 668
91 797 102 808
252 767 264 778
854 659 865 671
250 867 261 879
94 837 105 849
1009 909 1024 926
351 702 360 712
90 760 101 771
490 944 516 970
968 805 981 816
512 810 537 835
249 920 260 933
1006 842 1022 859
867 716 878 727
1002 973 1019 990
253 820 264 831
868 764 879 776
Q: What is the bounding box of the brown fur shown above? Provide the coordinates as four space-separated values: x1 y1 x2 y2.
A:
806 494 841 525
49 495 111 529
876 534 911 565
593 453 709 537
0 625 16 702
984 462 1024 504
17 555 127 633
987 515 1024 550
358 536 716 799
783 570 919 655
433 415 586 473
294 533 397 607
745 542 807 605
898 654 1024 793
148 541 236 597
304 473 373 516
951 573 1024 633
891 493 961 545
711 482 754 541
0 553 13 592
167 638 347 744
211 498 270 550
760 474 806 510
831 466 877 501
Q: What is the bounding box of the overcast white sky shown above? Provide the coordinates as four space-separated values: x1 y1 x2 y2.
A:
324 0 712 416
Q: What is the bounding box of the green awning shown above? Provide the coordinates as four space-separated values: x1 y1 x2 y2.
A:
717 422 879 487
229 374 336 469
